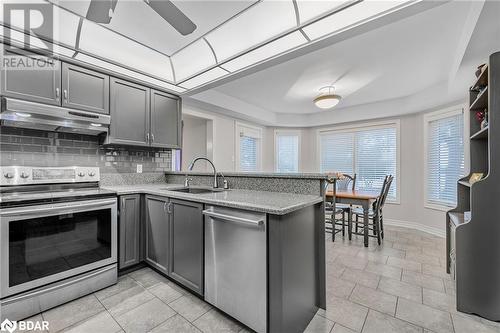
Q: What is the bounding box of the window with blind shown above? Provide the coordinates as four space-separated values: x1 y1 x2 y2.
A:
426 111 464 207
275 131 299 172
237 124 262 172
319 125 398 200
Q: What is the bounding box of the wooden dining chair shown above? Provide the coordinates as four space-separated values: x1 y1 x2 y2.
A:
377 175 393 239
350 175 393 245
324 177 347 242
336 173 356 219
336 173 356 192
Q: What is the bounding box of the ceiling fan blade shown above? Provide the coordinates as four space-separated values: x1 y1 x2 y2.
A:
146 0 197 36
86 0 118 24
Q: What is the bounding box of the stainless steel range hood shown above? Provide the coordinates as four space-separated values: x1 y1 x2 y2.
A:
0 98 110 135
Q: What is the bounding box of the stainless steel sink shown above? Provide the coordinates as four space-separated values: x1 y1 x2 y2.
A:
168 187 224 194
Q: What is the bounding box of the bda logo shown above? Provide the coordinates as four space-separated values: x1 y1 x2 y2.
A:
0 319 17 333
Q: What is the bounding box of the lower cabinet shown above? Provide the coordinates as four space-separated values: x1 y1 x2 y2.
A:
122 195 204 294
119 195 141 269
169 199 204 295
145 195 170 275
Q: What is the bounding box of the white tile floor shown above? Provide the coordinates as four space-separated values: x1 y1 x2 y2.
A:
18 226 500 333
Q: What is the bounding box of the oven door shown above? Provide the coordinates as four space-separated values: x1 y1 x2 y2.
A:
0 198 117 298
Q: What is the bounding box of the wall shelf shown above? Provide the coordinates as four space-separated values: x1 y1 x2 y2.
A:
470 126 488 140
458 180 471 187
471 66 488 91
470 86 488 111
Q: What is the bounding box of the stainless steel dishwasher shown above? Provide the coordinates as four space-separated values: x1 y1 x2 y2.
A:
203 206 267 333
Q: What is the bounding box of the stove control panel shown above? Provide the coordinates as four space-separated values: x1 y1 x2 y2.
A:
0 167 100 186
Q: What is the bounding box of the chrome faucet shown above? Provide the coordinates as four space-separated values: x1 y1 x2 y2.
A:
188 157 218 188
184 176 193 187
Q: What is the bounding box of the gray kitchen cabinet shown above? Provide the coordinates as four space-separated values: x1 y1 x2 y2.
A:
169 199 204 295
0 48 61 105
150 90 181 148
145 195 170 275
109 78 150 146
62 63 109 114
119 195 141 269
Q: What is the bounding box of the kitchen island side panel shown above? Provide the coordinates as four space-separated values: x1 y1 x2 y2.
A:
268 203 322 333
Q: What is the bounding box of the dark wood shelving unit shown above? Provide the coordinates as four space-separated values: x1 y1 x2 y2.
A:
446 52 500 321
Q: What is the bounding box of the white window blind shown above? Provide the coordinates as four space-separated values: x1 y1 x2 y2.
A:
275 133 299 172
238 124 261 172
356 128 397 198
426 113 464 207
320 132 354 176
320 125 398 200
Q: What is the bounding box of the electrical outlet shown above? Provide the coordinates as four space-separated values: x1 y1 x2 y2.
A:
136 164 143 173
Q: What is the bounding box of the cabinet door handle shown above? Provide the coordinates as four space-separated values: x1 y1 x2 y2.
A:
151 133 155 142
63 89 68 100
56 88 60 100
146 133 150 143
164 201 168 212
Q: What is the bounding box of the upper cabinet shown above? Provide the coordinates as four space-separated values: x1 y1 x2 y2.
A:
151 89 181 148
106 80 181 148
0 46 181 148
0 49 61 106
0 51 110 115
109 78 150 146
62 63 110 114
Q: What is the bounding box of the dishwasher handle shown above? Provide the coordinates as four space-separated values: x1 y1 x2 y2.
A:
202 209 264 226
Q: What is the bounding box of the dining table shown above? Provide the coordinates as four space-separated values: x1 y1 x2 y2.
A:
326 189 380 247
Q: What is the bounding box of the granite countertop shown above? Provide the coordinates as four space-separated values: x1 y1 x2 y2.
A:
102 184 323 215
165 171 328 180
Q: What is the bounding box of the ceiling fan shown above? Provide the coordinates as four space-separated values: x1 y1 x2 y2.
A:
85 0 197 36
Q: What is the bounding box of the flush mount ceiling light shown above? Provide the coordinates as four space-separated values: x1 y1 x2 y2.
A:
313 86 341 109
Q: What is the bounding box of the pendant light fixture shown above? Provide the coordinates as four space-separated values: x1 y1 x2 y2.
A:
313 86 341 109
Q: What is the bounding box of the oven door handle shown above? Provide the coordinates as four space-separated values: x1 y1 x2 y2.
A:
0 198 117 217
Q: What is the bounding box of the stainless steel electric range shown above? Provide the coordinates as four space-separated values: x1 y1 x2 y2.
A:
0 166 118 321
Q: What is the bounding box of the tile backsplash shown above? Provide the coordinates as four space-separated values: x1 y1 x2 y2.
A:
0 127 172 173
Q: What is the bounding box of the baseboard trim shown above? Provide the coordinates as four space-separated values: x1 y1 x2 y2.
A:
384 219 445 238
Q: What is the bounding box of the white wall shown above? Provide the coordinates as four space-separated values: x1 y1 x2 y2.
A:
181 115 208 171
181 100 466 235
182 102 269 173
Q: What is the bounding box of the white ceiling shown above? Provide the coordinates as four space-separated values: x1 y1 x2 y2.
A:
190 0 500 126
51 0 255 55
5 0 440 93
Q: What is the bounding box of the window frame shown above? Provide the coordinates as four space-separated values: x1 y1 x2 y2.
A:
235 122 263 172
423 107 465 211
274 129 301 173
316 120 401 204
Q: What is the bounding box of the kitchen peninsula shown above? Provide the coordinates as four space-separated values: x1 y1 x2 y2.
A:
102 171 327 333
